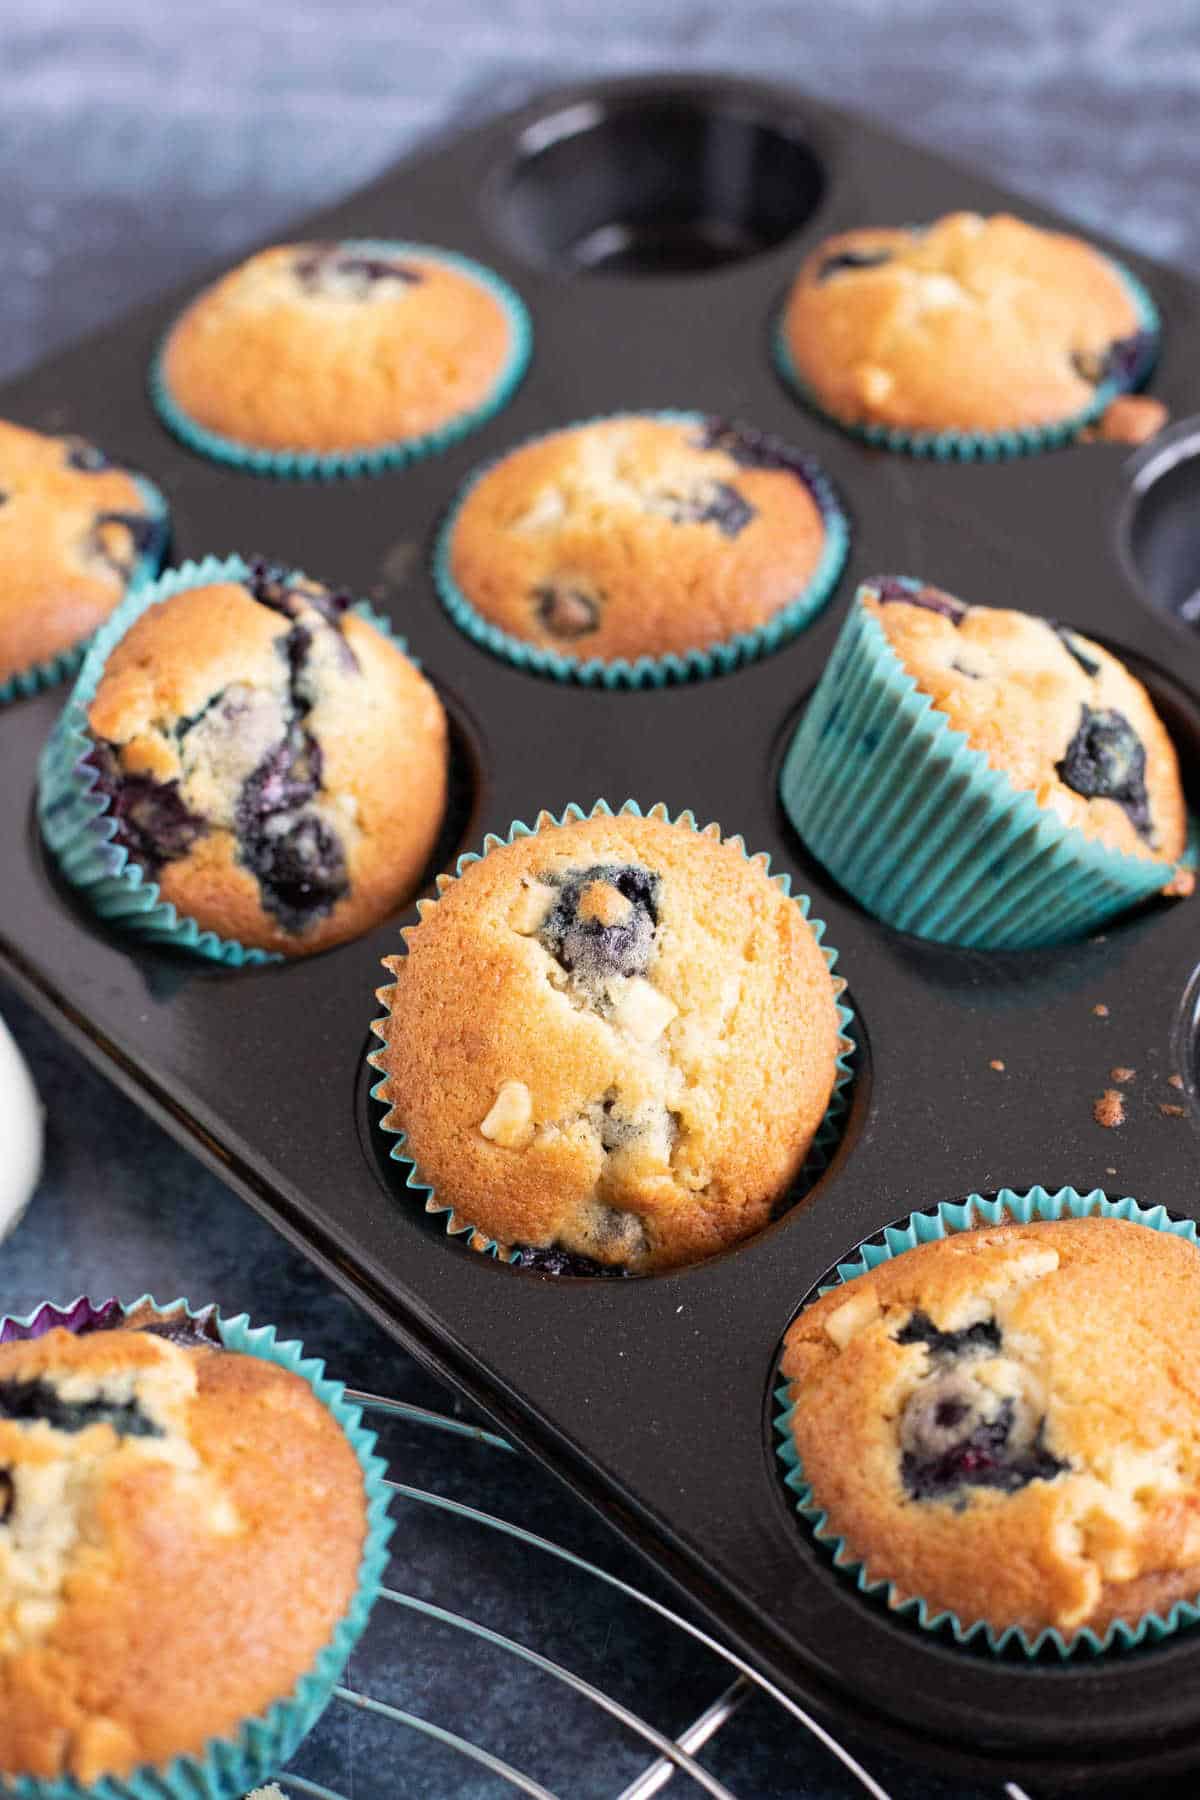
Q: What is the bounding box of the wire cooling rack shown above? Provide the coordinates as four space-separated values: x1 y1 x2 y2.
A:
264 1389 1034 1800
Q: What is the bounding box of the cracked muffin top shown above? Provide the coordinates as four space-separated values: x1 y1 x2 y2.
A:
0 419 166 686
443 415 837 664
863 578 1187 865
781 1216 1200 1639
0 1305 366 1783
373 811 845 1274
84 562 448 955
158 241 521 455
781 212 1153 437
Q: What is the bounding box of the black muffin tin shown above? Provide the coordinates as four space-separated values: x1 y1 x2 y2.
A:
4 74 1200 1791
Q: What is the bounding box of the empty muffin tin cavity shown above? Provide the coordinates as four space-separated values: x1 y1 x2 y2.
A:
493 91 825 276
1121 419 1200 631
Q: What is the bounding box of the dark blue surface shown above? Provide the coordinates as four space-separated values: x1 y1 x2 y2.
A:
2 4 1197 1793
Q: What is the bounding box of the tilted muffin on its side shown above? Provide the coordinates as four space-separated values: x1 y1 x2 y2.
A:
0 1304 367 1783
782 1217 1200 1641
440 413 844 668
780 212 1155 441
156 240 527 461
864 578 1186 864
0 418 167 689
373 810 847 1273
83 562 448 955
780 575 1189 948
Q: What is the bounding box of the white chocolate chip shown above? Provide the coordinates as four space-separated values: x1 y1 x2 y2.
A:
824 1287 881 1350
479 1080 535 1149
511 880 557 935
512 486 567 531
918 272 967 308
855 364 894 406
608 977 678 1044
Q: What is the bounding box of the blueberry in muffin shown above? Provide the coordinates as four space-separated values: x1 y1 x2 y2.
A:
80 560 448 955
780 211 1157 441
0 418 167 689
372 809 849 1273
781 1215 1200 1640
440 412 845 668
0 1301 368 1783
156 240 528 461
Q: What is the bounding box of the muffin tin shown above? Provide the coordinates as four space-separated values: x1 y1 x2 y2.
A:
3 72 1200 1789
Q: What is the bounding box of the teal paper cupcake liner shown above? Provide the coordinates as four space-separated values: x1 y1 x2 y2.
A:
779 581 1179 948
774 1184 1200 1658
0 1292 392 1797
150 241 532 479
773 254 1160 460
0 473 169 706
368 798 856 1266
432 410 850 688
36 553 416 968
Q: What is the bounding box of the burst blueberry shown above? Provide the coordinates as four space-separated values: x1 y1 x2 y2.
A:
538 863 660 986
816 247 894 281
64 438 112 472
0 1376 163 1439
1050 621 1101 677
657 480 755 539
293 244 423 296
83 740 207 874
894 1310 1001 1356
533 582 602 640
873 577 967 624
1056 705 1153 840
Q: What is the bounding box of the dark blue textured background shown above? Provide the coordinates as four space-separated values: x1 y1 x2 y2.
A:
1 4 1196 1794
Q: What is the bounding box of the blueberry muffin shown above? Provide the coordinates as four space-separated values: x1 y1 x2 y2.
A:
84 562 448 955
157 240 526 459
781 1216 1200 1640
440 414 843 666
865 578 1186 864
0 1302 367 1782
373 810 847 1273
781 212 1155 439
0 419 167 688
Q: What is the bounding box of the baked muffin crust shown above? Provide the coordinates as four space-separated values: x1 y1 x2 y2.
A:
782 212 1150 436
444 415 835 663
0 1313 367 1781
864 579 1186 864
86 563 448 954
782 1217 1200 1638
0 419 165 686
374 811 846 1272
160 241 520 454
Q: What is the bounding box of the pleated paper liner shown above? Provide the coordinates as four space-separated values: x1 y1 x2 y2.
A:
0 1293 392 1799
0 473 169 706
779 582 1182 948
432 411 850 687
36 553 421 968
150 241 532 479
773 253 1161 459
774 1186 1200 1659
368 799 856 1268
